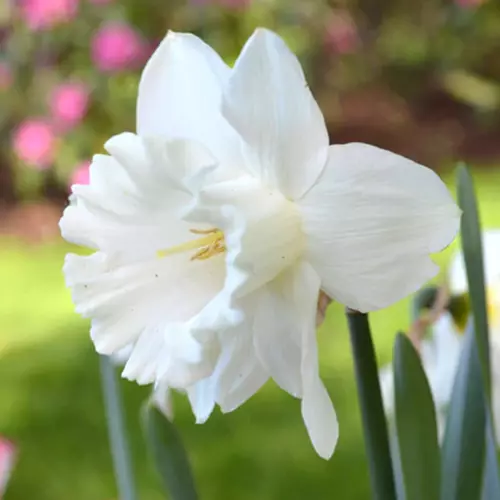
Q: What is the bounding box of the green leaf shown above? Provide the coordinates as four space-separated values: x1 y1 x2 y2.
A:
482 414 500 499
393 333 440 500
346 311 397 500
141 402 198 500
456 164 492 404
456 164 500 493
440 321 485 500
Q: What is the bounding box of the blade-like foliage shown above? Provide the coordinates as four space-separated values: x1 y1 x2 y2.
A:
440 321 485 500
393 333 440 500
142 402 198 500
456 165 491 403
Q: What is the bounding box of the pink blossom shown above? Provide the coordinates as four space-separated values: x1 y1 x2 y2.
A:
50 82 90 130
0 438 16 496
0 62 12 91
324 12 359 55
69 160 90 190
91 23 147 72
19 0 79 31
13 119 56 169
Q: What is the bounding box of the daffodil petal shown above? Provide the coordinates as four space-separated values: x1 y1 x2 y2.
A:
297 260 339 460
60 135 217 261
215 320 268 413
187 377 217 424
184 306 269 417
222 28 328 200
253 273 303 398
122 321 219 388
152 380 174 421
299 143 461 312
218 361 268 414
64 251 224 354
104 133 216 199
252 259 339 458
137 31 243 172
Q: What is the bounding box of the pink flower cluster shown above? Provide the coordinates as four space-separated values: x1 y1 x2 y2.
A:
91 23 148 72
0 438 16 497
324 12 359 55
12 118 92 187
13 119 56 169
12 79 90 169
19 0 79 31
50 82 90 131
12 9 150 185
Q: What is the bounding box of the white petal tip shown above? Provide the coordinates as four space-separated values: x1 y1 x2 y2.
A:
310 422 339 460
253 27 271 37
90 326 124 357
92 340 115 357
194 414 209 425
252 27 280 41
121 368 152 386
104 132 135 154
121 360 141 383
316 446 336 461
301 383 339 460
120 367 134 381
163 30 196 47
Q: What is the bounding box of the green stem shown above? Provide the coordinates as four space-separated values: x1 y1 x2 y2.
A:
346 310 397 500
99 355 137 500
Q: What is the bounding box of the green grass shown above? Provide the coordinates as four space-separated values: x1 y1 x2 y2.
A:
1 167 499 500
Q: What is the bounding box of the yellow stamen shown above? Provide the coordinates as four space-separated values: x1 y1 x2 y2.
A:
189 228 220 235
156 228 225 261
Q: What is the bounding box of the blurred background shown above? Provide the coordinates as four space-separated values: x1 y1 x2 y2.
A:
0 0 500 498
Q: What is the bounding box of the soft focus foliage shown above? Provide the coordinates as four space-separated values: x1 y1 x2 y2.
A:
0 0 500 203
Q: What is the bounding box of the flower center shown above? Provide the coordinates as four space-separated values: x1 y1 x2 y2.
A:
157 228 225 261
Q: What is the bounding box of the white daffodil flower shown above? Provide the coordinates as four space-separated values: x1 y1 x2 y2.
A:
380 230 500 442
61 28 460 459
